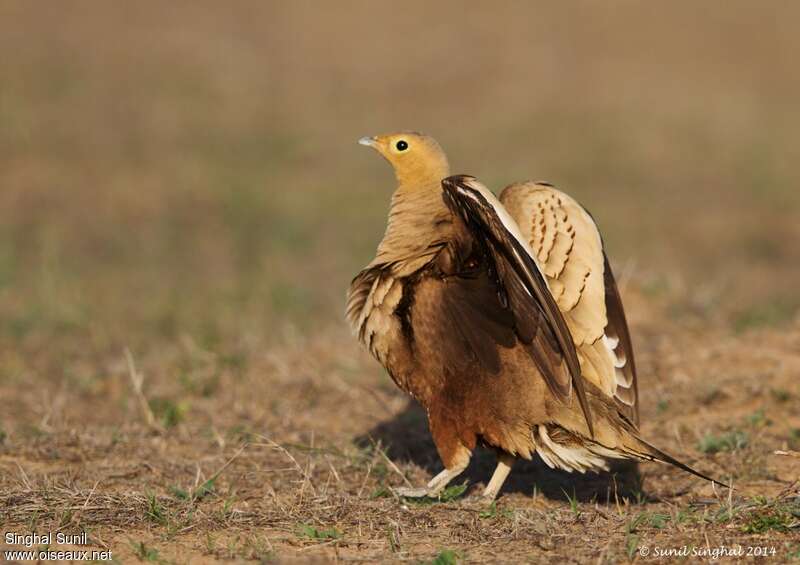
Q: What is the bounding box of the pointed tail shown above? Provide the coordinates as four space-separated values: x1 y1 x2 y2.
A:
627 434 731 489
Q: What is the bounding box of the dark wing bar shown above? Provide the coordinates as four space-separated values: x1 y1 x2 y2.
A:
603 253 640 426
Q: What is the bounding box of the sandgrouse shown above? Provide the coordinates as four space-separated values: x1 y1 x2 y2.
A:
347 131 726 502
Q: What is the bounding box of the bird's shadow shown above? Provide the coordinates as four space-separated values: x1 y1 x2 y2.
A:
356 400 647 503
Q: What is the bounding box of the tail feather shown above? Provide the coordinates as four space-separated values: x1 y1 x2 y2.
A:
552 388 731 488
628 435 731 489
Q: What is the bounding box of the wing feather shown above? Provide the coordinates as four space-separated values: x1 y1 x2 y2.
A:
441 175 594 436
500 181 640 425
603 253 640 422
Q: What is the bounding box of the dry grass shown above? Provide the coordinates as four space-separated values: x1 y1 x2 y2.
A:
1 1 799 562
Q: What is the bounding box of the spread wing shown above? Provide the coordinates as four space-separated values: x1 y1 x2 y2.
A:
441 175 594 436
499 182 639 425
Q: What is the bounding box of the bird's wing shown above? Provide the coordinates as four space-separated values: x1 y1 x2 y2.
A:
441 175 594 436
499 182 639 425
346 266 405 365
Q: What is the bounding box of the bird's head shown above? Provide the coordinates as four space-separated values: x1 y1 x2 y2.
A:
358 131 450 187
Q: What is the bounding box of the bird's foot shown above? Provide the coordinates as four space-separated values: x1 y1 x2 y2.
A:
460 494 498 508
393 486 435 498
392 463 470 500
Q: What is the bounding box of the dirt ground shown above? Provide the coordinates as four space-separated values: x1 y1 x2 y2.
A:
1 2 799 563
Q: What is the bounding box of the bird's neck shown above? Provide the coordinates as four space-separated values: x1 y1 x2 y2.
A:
373 179 453 267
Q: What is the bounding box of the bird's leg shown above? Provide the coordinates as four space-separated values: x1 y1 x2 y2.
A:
394 442 471 499
481 452 515 502
393 460 469 498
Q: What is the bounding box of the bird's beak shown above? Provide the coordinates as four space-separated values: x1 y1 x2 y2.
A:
358 136 378 148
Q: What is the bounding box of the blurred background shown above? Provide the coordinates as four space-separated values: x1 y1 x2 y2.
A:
0 1 798 398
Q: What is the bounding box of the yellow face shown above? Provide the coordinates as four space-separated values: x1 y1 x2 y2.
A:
358 131 450 185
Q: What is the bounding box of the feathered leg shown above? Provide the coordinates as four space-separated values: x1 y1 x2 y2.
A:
481 452 515 502
393 462 469 498
394 440 471 498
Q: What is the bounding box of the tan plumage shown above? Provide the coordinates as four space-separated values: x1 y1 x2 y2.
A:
349 132 725 501
500 182 639 424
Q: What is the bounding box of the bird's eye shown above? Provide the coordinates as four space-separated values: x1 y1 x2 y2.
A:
396 140 408 151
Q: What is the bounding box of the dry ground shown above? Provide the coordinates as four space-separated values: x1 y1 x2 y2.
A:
1 2 799 563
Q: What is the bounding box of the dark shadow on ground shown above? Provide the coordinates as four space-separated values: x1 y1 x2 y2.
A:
356 400 649 503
